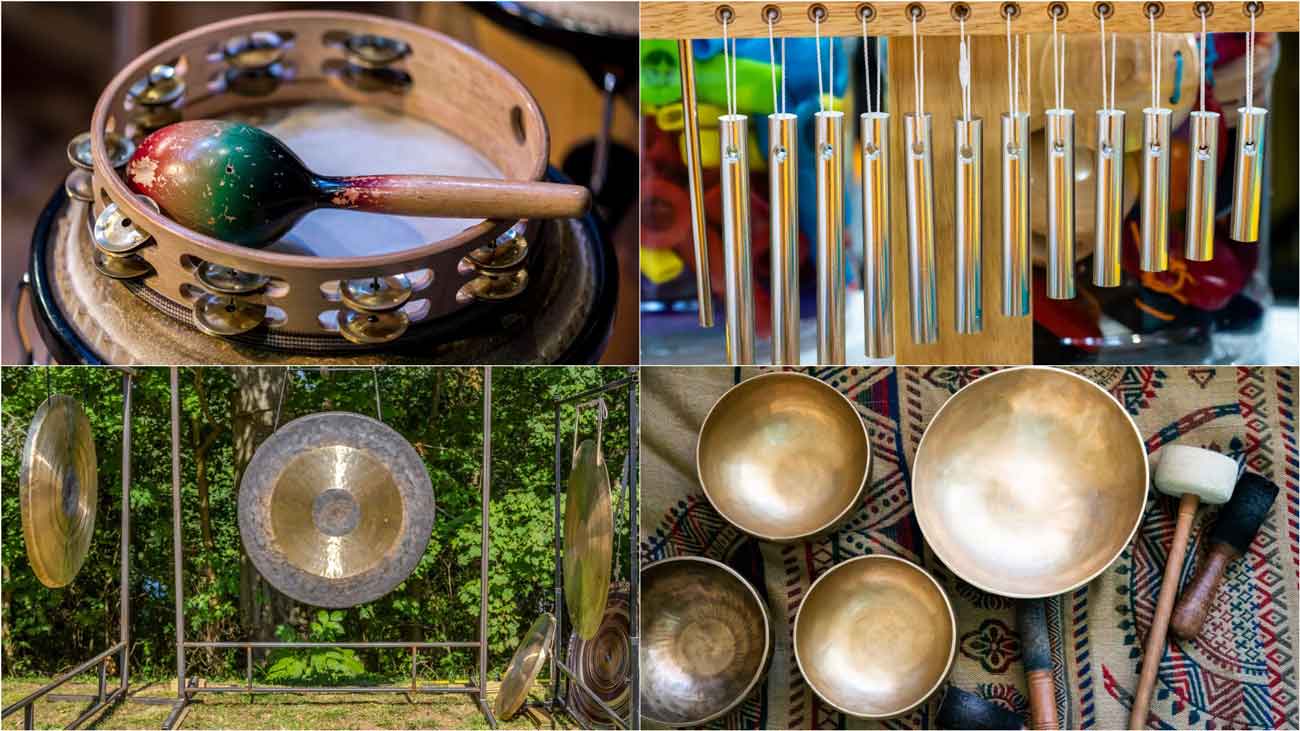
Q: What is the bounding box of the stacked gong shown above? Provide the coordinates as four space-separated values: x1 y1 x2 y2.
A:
19 395 100 589
494 418 629 726
237 411 435 608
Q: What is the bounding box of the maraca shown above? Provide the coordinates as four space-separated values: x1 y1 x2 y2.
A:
125 120 591 247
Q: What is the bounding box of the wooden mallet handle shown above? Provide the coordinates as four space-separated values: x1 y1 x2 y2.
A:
1170 544 1240 641
321 175 592 220
1128 492 1200 729
1017 598 1057 730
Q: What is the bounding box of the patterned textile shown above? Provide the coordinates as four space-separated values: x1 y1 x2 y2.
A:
640 366 1299 730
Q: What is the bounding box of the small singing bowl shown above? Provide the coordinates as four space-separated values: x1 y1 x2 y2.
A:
913 367 1149 598
697 372 871 542
641 556 771 727
794 555 956 719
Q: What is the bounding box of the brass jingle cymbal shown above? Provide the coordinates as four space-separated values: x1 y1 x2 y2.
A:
195 262 270 295
20 395 98 588
237 412 435 608
92 195 160 255
495 612 557 721
454 270 529 304
339 274 413 313
641 556 771 727
567 582 631 729
65 169 94 203
564 438 613 640
793 555 956 719
192 293 266 336
912 367 1149 599
67 131 135 170
337 308 409 345
93 249 154 280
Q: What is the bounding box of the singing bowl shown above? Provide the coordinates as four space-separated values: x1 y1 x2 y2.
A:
913 367 1148 599
641 557 771 727
20 395 98 588
495 612 557 720
696 372 870 542
238 411 435 607
793 555 956 719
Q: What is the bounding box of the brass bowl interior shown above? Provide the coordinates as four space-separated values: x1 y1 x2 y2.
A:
697 372 870 541
793 555 955 719
640 557 770 727
913 368 1148 598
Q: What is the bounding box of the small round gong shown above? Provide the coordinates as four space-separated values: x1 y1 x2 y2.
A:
567 582 632 728
697 372 871 541
494 612 557 720
238 412 435 607
564 438 613 640
641 557 771 727
913 367 1148 598
793 555 955 719
21 395 98 588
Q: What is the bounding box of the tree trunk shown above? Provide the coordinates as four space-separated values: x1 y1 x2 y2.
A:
233 367 297 648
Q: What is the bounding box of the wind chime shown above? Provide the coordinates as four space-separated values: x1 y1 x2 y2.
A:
669 1 1280 366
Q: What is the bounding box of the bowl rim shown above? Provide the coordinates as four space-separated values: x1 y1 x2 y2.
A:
792 553 957 720
639 555 773 727
911 365 1151 599
695 370 872 543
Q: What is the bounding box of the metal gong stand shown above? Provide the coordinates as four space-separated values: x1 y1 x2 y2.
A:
161 366 499 729
1 369 136 730
543 373 640 730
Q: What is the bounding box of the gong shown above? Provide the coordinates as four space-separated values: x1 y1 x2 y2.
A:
563 438 613 639
20 395 98 588
566 582 632 728
495 612 557 720
238 411 434 608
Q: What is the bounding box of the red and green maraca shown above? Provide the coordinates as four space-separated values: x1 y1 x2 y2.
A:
126 120 589 247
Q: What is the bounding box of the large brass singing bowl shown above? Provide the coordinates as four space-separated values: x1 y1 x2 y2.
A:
793 555 956 719
913 367 1149 598
495 612 557 720
238 412 435 608
564 438 613 640
20 395 98 588
641 556 771 727
697 372 871 542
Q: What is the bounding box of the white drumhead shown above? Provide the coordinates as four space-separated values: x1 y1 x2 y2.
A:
227 103 502 258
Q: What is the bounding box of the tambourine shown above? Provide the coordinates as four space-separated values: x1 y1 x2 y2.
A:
70 10 602 355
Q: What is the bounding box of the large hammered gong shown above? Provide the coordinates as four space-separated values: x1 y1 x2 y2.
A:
564 438 612 639
238 412 434 608
567 582 632 728
20 395 98 588
912 368 1148 598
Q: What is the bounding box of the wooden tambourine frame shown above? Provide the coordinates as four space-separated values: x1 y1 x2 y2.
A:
641 1 1297 365
88 11 550 345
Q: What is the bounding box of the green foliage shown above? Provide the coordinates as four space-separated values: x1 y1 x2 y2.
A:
263 611 365 684
1 366 636 684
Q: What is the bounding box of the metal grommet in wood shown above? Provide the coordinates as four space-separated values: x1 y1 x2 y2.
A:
906 2 926 21
807 3 829 23
1000 2 1021 20
761 4 781 23
1093 2 1115 20
1242 1 1262 17
856 3 876 22
714 5 734 24
1047 2 1069 20
1194 1 1214 18
950 3 972 22
1143 2 1165 20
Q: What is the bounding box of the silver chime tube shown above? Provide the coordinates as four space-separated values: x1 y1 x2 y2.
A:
954 117 983 334
815 110 846 364
1093 110 1126 287
719 113 755 363
1230 106 1267 242
769 112 800 364
677 40 714 327
1185 110 1220 261
1139 108 1172 271
1045 109 1076 299
1000 112 1030 316
861 111 892 357
903 112 938 344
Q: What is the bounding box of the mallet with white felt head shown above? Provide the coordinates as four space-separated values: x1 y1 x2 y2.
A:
1170 472 1279 640
1128 445 1237 729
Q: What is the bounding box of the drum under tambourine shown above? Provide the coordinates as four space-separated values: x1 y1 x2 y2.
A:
26 11 615 364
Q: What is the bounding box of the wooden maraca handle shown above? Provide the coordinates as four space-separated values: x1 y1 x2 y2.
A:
319 175 591 220
1170 544 1239 641
1128 492 1200 729
1025 670 1058 730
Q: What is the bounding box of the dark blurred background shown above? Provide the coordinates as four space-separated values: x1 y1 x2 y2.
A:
1 2 640 364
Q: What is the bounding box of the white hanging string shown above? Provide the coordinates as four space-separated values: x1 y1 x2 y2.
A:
1025 33 1031 117
1246 5 1256 109
829 34 836 113
862 13 872 114
1198 7 1207 114
815 13 825 113
782 38 788 114
874 27 881 113
911 9 924 117
732 35 739 117
1111 32 1117 113
721 14 734 117
958 16 971 122
1099 12 1109 110
1149 7 1162 109
1006 15 1016 118
768 12 779 113
1051 10 1065 110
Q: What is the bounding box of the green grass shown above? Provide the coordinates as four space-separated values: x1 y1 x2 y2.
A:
0 677 573 730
